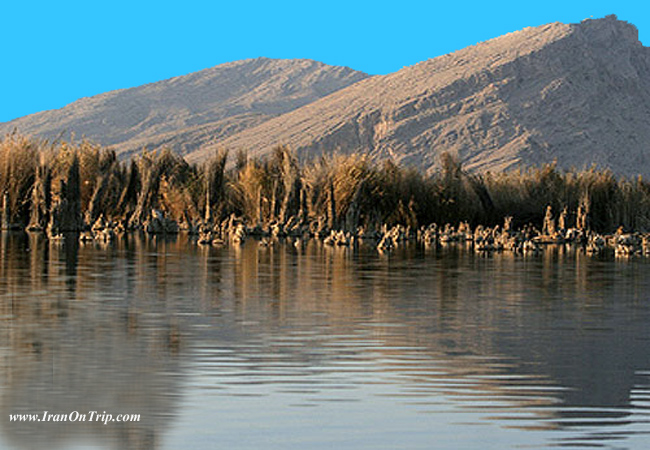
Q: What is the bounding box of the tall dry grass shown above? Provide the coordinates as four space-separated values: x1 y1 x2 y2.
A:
2 133 650 233
0 133 39 228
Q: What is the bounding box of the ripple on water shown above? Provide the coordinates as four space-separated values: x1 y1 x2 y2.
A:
1 236 650 449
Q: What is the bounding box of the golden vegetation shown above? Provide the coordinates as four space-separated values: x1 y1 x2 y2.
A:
2 133 650 234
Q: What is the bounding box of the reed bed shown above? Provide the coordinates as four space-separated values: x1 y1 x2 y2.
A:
2 133 650 234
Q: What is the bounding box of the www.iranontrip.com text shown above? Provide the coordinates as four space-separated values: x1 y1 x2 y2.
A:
9 411 140 425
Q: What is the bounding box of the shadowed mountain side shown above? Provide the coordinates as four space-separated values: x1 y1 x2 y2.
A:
0 58 369 158
190 16 650 177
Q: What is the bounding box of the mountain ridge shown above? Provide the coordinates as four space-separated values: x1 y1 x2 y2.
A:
192 15 650 176
0 57 370 158
4 15 650 177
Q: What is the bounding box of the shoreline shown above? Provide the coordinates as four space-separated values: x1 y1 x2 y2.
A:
3 133 650 248
6 217 649 258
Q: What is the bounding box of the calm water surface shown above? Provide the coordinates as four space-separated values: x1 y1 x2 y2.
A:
1 233 650 449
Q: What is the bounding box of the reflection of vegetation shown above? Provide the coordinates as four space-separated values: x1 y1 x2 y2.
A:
1 231 650 446
0 233 183 450
3 133 650 233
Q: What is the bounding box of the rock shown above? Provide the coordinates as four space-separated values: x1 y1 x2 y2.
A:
203 16 650 178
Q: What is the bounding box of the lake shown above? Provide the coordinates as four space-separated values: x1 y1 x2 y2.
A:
1 232 650 449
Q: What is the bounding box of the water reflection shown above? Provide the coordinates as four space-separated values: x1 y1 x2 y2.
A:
0 233 184 450
1 235 650 449
200 240 650 448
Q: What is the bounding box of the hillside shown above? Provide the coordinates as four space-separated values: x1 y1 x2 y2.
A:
189 15 650 176
4 15 650 177
0 58 369 158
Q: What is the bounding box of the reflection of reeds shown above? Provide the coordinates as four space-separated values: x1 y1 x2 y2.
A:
4 133 650 233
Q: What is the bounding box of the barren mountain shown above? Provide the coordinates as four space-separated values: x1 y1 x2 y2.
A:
4 15 650 177
189 15 650 177
0 58 369 158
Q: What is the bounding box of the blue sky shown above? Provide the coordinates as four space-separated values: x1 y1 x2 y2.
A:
0 1 645 123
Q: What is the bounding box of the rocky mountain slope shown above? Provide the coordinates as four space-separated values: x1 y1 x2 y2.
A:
0 58 369 158
4 15 650 177
190 15 650 176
